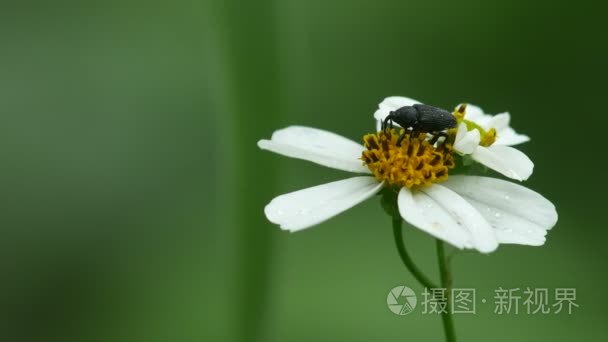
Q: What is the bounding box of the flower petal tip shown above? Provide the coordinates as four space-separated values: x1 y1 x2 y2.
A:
472 145 534 182
257 139 270 150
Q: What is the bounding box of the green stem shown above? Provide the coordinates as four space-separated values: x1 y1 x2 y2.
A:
392 218 438 289
436 239 456 342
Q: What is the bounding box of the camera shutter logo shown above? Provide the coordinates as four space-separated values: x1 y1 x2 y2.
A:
387 286 417 315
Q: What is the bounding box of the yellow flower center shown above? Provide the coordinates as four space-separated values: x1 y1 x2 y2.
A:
361 129 455 189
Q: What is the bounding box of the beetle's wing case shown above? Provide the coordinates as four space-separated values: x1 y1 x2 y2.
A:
413 104 457 131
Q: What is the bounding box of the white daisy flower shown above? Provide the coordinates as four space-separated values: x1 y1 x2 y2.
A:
461 103 530 146
258 124 557 253
374 96 534 181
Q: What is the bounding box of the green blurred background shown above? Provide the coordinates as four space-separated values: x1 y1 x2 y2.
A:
1 0 607 341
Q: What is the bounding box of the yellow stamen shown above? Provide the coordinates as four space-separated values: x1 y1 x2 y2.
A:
361 129 455 189
454 104 466 120
480 128 497 147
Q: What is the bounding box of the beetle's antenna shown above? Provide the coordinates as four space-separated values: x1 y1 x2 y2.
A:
382 114 391 134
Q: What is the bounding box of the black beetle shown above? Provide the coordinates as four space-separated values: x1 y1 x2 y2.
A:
381 104 457 146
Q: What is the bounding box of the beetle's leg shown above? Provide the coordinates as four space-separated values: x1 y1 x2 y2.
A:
397 130 406 146
406 129 419 144
397 128 412 147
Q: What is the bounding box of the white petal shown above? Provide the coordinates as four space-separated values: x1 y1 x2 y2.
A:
484 112 510 131
374 96 422 130
375 115 383 132
258 126 370 174
458 103 491 124
463 103 484 118
455 122 467 142
443 176 558 246
398 185 498 253
495 126 531 146
472 145 534 181
379 96 421 111
482 112 530 146
264 176 383 232
398 187 471 249
454 123 481 155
